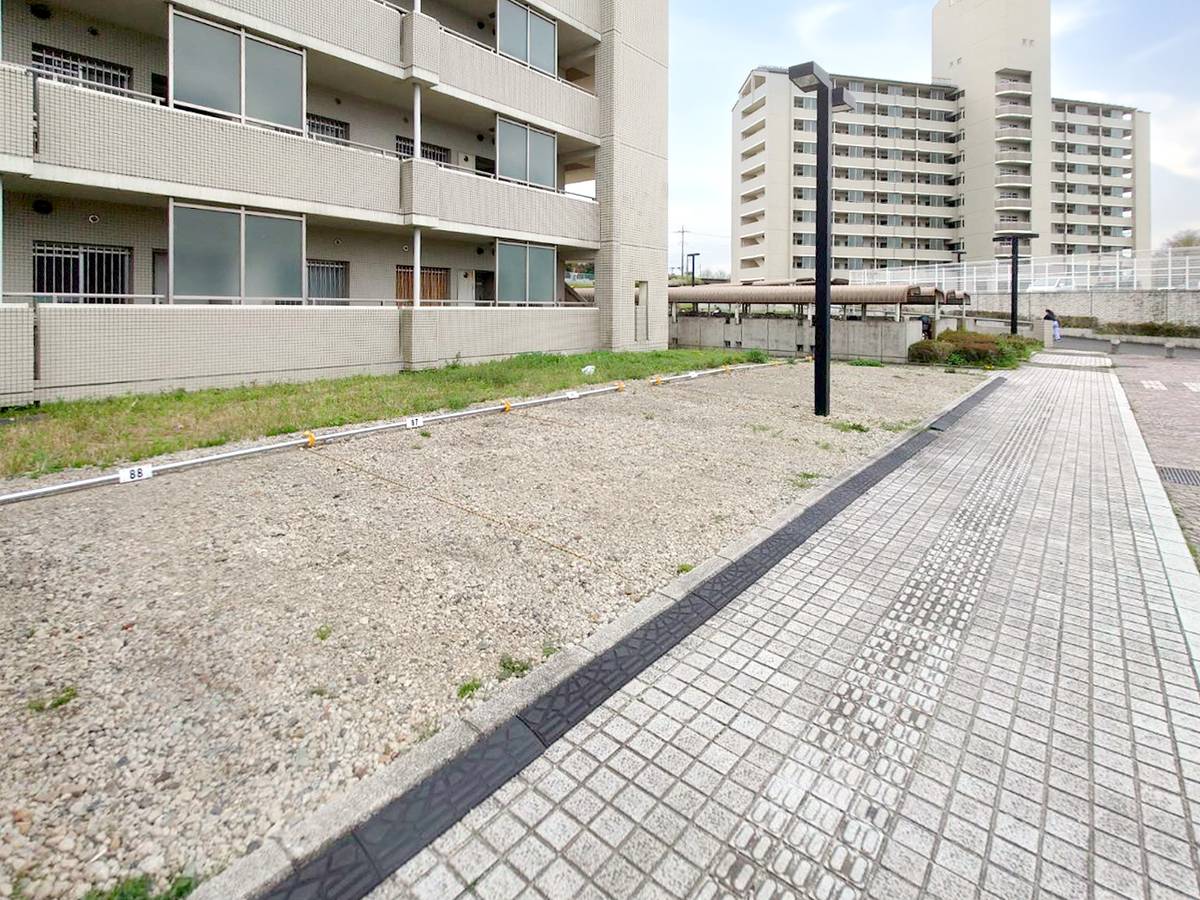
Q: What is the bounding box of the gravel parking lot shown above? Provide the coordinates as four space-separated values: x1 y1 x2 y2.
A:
0 362 981 898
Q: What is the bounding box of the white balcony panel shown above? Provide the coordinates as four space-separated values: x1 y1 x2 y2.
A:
435 27 599 140
0 65 33 162
35 81 402 215
201 0 402 71
405 160 600 246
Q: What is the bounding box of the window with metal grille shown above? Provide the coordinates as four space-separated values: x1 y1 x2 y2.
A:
396 266 450 301
396 136 451 164
307 260 349 302
33 242 132 301
31 44 132 93
307 114 349 142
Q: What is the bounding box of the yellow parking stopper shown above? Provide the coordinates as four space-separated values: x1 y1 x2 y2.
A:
654 375 663 386
723 365 733 375
615 382 626 393
304 432 317 449
503 401 512 413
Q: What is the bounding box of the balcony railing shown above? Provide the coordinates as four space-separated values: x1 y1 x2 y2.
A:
996 103 1034 117
996 150 1033 164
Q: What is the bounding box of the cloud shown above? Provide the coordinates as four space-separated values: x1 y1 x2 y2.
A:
1123 27 1200 66
1051 2 1098 38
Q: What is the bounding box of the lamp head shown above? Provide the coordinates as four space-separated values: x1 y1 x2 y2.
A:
789 61 831 92
831 86 856 113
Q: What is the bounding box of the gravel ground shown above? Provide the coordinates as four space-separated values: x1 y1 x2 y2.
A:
0 362 982 898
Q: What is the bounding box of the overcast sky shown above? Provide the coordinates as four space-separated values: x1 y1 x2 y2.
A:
668 0 1200 274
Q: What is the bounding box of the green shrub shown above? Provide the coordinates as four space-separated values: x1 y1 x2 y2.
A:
743 349 770 364
907 340 955 364
847 358 884 367
1059 315 1099 329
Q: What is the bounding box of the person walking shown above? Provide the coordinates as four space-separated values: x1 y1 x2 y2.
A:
1044 309 1062 343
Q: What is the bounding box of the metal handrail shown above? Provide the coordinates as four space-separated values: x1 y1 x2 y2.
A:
1 294 598 309
29 67 165 105
411 156 598 204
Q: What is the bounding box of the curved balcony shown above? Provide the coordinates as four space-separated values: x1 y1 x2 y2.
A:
995 127 1033 142
995 81 1033 98
996 150 1033 165
996 103 1034 119
995 197 1032 211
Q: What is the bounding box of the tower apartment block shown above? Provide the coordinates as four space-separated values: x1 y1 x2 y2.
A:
732 0 1150 284
0 0 668 349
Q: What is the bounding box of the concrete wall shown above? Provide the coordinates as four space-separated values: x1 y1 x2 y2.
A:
402 307 602 369
671 316 922 363
965 290 1200 327
32 306 404 402
0 304 607 404
0 303 33 405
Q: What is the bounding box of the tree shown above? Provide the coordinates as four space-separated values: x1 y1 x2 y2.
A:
1162 229 1200 251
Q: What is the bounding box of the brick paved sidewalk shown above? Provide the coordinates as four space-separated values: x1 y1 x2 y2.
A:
374 367 1200 900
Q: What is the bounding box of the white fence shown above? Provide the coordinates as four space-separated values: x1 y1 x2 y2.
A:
848 248 1200 293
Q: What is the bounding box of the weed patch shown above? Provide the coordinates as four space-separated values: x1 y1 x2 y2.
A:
830 421 870 434
457 679 482 700
83 876 196 900
847 358 884 368
498 655 531 681
676 563 695 575
314 625 332 642
27 686 76 713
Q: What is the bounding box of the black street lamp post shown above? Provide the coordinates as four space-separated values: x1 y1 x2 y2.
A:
789 62 854 417
994 231 1039 336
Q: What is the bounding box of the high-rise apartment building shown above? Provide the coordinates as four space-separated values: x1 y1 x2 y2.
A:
0 0 667 347
732 0 1150 283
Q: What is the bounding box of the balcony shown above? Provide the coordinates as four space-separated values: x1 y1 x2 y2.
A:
403 160 600 247
995 80 1033 98
995 222 1036 234
995 104 1034 119
209 0 404 72
995 127 1032 142
406 14 600 140
996 150 1033 164
996 198 1032 211
33 77 403 218
0 64 33 162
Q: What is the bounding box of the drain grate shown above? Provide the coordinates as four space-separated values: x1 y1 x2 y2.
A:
1160 466 1200 487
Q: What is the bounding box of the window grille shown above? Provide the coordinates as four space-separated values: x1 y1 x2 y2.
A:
31 44 132 93
307 114 349 142
307 260 349 302
34 242 132 301
396 137 451 164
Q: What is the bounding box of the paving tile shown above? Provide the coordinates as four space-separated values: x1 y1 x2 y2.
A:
365 369 1200 900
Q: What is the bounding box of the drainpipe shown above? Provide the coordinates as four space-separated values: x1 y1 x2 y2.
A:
413 227 422 308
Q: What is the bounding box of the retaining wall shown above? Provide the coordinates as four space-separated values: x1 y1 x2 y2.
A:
963 290 1200 327
670 316 924 363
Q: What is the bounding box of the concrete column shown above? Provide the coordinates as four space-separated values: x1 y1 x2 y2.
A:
413 227 422 308
0 174 5 302
593 0 669 350
413 83 422 157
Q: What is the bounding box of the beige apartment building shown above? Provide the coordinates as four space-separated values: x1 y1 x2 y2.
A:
0 0 668 399
732 0 1150 283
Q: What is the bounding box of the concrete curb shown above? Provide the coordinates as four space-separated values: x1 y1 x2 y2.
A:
191 370 1008 900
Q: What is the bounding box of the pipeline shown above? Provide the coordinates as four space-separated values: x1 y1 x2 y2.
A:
0 362 782 507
